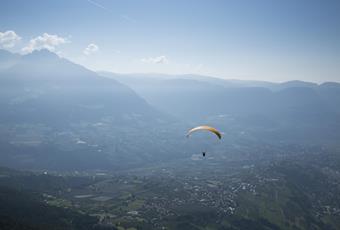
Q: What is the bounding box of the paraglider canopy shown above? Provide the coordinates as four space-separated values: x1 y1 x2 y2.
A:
186 125 222 139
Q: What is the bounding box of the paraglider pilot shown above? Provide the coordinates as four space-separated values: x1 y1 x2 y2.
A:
186 125 222 158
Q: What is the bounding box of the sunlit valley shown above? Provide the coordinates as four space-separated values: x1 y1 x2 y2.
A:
1 1 340 229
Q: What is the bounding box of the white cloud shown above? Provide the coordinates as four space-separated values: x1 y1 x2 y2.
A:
141 55 168 64
22 33 68 54
83 43 99 55
0 30 21 49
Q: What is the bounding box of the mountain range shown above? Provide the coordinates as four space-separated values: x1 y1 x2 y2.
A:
99 71 340 144
0 49 340 171
0 49 163 125
0 49 176 171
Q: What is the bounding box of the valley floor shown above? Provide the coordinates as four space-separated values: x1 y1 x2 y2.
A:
1 146 340 230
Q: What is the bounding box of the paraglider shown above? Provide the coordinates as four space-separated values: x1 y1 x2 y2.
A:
187 125 222 157
187 125 222 140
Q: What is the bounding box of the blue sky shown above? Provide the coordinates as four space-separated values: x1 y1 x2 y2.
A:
1 0 339 82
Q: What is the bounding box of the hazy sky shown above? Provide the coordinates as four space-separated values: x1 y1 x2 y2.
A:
1 0 339 83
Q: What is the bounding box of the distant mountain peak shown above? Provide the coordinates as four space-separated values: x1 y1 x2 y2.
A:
320 82 340 88
280 80 318 87
0 49 20 59
23 49 60 61
0 49 21 70
0 49 14 56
